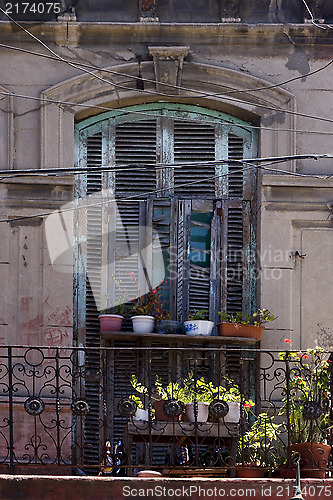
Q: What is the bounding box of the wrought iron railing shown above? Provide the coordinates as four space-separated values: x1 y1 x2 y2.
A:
0 345 332 477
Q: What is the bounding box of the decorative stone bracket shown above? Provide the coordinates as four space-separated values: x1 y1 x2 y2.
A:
148 46 190 94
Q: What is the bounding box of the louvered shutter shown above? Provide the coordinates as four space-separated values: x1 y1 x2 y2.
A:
228 133 244 198
173 121 216 197
75 106 257 467
174 199 221 322
82 132 105 466
115 120 157 196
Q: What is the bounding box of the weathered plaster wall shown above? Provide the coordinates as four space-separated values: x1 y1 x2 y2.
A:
259 175 333 350
0 21 332 349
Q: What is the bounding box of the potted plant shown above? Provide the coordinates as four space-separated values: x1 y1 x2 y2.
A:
99 275 128 332
128 273 158 333
177 373 213 422
130 374 184 421
217 308 276 341
177 373 255 424
184 309 214 336
207 379 254 424
128 394 149 421
152 285 184 334
236 412 282 478
278 345 332 479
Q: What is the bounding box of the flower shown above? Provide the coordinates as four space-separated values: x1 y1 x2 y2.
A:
128 273 169 319
284 338 291 344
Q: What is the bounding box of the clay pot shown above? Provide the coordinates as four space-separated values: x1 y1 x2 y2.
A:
235 465 266 478
217 322 264 341
291 442 331 479
99 314 124 332
153 400 182 421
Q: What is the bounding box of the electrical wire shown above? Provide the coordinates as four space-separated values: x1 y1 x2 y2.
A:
0 159 331 225
301 0 326 29
3 85 333 134
0 154 331 181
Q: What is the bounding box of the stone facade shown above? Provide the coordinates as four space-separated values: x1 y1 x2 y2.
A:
0 3 332 353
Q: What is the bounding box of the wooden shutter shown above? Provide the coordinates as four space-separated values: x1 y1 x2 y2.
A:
83 132 104 466
173 121 216 197
228 133 244 198
115 120 157 196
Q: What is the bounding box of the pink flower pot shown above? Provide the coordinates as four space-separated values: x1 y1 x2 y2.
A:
99 314 124 332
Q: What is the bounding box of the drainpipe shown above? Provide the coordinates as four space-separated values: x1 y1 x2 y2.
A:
290 459 304 500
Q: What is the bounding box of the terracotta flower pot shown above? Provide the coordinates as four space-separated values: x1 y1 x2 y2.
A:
99 314 124 332
235 465 266 478
291 442 331 479
217 322 264 341
153 400 182 421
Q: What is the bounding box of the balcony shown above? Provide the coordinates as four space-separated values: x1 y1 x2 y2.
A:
0 343 332 479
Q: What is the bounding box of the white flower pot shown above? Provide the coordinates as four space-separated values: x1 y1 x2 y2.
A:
134 408 149 421
184 320 214 336
219 402 240 423
131 315 155 334
185 402 210 422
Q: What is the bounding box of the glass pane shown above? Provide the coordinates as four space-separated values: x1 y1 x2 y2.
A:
190 212 212 268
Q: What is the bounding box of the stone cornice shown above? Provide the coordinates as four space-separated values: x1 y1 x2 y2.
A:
0 22 332 55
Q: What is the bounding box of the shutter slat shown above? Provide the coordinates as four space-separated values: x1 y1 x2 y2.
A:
84 133 104 465
227 206 244 313
115 121 157 196
174 122 215 196
228 134 244 198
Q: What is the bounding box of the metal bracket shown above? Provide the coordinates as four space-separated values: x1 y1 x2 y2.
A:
290 250 306 259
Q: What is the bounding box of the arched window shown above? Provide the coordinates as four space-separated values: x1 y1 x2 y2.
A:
75 103 258 345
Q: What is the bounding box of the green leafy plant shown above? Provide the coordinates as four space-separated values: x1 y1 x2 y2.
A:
188 309 209 321
218 308 276 326
130 373 254 407
130 374 182 401
278 344 332 444
129 394 144 409
238 412 282 468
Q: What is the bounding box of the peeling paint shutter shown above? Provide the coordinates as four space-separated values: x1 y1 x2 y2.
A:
115 121 157 196
173 121 215 196
228 133 244 198
85 132 104 466
76 107 257 467
226 205 244 313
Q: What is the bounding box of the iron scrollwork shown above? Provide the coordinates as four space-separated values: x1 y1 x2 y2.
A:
303 401 323 420
117 398 137 417
24 397 45 416
164 400 184 417
209 399 229 419
71 400 90 416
